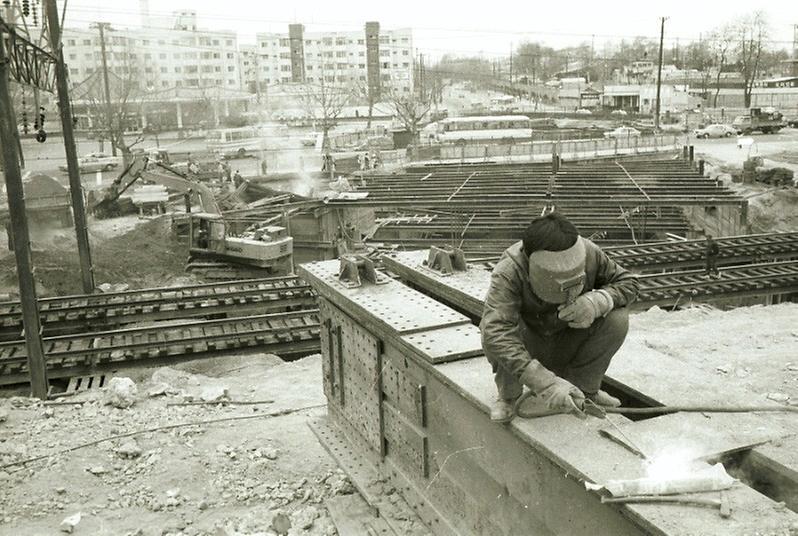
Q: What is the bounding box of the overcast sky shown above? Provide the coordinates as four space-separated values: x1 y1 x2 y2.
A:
63 0 798 58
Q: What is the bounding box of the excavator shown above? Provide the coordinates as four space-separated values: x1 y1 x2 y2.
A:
91 155 294 276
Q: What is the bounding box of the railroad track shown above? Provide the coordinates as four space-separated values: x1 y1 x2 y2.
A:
636 259 798 307
0 276 315 341
604 232 798 271
0 309 320 385
381 250 798 315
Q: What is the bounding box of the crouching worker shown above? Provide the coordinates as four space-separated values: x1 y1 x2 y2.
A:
480 213 639 423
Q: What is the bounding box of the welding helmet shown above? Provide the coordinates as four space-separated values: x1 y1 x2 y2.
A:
528 236 587 304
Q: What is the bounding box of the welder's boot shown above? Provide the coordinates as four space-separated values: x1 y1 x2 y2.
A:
586 390 621 408
490 397 519 424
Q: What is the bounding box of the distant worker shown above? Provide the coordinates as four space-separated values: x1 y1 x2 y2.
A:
233 170 243 187
704 235 721 279
480 212 640 423
260 159 268 176
362 152 370 170
371 151 380 170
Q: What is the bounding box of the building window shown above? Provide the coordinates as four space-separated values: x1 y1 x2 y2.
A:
160 67 167 73
82 39 91 46
335 38 346 45
226 39 233 46
358 39 365 45
322 37 332 46
280 52 290 59
227 53 234 59
403 50 409 56
228 66 235 72
281 65 291 72
280 38 290 47
68 53 77 60
212 39 220 46
174 67 182 73
159 53 166 59
336 51 346 58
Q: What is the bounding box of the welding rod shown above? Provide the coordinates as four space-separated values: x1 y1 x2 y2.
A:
600 405 798 415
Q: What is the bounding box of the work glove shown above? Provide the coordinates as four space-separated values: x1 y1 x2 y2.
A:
557 289 614 329
520 361 585 414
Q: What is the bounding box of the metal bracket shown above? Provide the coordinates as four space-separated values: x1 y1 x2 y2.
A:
422 246 467 276
337 255 389 288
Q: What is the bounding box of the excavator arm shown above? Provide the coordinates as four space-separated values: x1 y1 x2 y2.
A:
92 155 220 216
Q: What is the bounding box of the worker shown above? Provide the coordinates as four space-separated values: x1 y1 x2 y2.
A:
704 235 721 279
233 170 243 187
260 159 268 175
480 212 640 423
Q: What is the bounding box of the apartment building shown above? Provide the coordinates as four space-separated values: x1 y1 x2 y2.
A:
62 11 242 93
254 23 414 94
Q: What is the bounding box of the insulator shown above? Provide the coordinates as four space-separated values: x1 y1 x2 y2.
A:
22 0 30 16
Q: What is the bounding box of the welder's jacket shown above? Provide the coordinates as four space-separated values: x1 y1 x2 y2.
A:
480 240 639 377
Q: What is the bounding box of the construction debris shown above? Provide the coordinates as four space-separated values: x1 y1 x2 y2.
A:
103 377 138 409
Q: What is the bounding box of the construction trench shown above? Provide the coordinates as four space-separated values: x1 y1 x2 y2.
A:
1 149 798 535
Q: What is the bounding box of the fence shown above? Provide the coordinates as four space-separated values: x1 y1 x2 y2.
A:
328 126 390 150
438 134 682 163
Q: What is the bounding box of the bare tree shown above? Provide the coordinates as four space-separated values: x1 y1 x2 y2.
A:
300 68 352 151
73 42 149 164
386 86 431 146
707 26 734 108
352 80 377 129
733 12 769 108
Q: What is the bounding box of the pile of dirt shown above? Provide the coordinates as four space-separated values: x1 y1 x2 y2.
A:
0 216 195 297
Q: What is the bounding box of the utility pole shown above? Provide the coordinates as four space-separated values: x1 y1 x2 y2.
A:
96 22 116 156
0 32 49 398
46 0 95 294
654 16 666 130
509 42 513 84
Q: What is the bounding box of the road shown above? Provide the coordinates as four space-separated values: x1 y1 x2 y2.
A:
690 126 798 170
10 126 324 192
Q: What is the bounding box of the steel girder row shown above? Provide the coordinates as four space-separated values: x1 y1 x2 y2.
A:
382 250 798 314
0 276 315 341
403 158 699 174
299 258 797 535
0 310 320 385
602 231 798 271
371 206 690 245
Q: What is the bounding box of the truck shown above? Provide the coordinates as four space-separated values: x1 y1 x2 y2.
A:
732 107 786 134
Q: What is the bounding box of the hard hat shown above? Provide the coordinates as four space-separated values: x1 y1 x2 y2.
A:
527 236 586 304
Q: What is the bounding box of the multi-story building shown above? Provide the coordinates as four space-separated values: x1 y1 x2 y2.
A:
62 11 242 92
254 23 414 95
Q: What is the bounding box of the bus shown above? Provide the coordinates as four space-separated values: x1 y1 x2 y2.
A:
432 115 534 143
206 127 265 158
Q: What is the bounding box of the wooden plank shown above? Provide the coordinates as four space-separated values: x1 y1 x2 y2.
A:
325 494 394 536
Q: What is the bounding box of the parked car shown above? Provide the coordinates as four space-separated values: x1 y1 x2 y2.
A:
786 116 798 128
59 153 120 173
610 109 629 116
574 108 593 115
604 126 641 139
693 124 738 138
